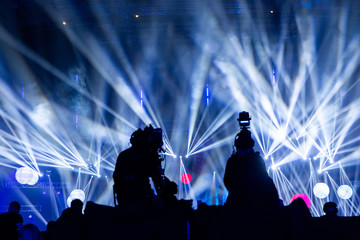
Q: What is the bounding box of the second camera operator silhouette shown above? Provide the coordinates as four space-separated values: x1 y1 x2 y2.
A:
223 112 279 207
112 125 178 208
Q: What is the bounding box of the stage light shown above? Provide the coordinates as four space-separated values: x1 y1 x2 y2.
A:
290 194 311 208
67 189 85 207
135 14 139 18
337 185 353 199
181 173 192 184
313 183 330 199
16 167 38 185
27 172 39 185
62 21 67 25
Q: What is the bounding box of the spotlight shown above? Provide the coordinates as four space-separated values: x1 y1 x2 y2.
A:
27 173 39 185
67 189 85 207
313 183 330 199
15 167 39 185
135 14 139 18
181 173 192 184
62 21 67 25
271 164 277 170
337 185 353 199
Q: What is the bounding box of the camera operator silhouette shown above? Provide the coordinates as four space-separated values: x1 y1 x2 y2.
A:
113 125 178 208
223 112 280 207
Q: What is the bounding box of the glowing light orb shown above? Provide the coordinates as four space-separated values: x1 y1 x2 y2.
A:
67 189 85 207
181 173 192 184
16 167 37 185
27 172 39 185
337 185 353 200
290 194 311 208
313 183 330 199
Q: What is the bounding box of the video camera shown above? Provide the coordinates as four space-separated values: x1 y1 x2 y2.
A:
234 111 254 150
237 111 251 129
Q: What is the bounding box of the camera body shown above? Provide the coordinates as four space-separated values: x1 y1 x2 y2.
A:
235 111 254 150
238 111 251 129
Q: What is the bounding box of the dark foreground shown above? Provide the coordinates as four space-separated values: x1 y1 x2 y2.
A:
81 201 359 240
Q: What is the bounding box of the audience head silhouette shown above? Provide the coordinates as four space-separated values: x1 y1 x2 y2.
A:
70 199 84 214
8 201 21 213
323 202 338 216
18 223 43 240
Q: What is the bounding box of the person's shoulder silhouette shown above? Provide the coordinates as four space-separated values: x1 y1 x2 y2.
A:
55 199 85 240
0 201 23 240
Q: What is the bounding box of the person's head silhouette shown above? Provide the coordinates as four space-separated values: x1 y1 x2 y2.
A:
8 201 21 213
234 128 255 150
323 201 338 216
70 199 83 214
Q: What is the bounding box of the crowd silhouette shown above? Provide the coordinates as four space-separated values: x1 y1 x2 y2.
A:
1 112 360 239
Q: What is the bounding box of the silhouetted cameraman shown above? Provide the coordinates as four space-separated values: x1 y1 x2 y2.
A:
113 125 177 207
224 112 279 207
